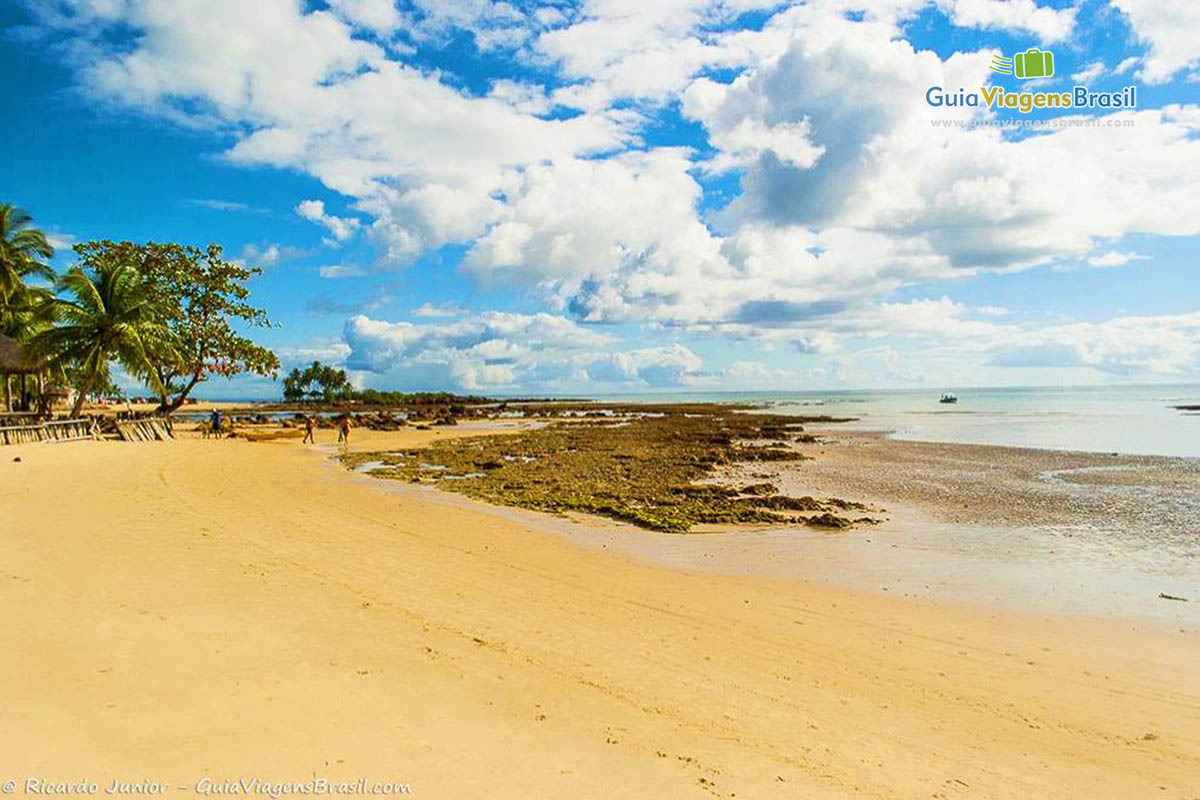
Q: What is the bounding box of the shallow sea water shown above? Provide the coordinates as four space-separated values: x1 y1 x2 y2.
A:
597 383 1200 458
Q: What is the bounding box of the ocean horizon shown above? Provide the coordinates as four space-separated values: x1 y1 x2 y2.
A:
608 384 1200 458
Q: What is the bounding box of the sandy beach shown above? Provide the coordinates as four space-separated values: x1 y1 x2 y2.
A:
3 427 1199 798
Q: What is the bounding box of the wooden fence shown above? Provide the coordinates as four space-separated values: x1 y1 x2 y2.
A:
114 417 174 442
0 417 100 446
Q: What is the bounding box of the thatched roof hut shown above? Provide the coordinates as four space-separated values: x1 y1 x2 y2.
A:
0 334 43 375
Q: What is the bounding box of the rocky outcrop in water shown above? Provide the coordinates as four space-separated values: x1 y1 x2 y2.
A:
345 404 876 533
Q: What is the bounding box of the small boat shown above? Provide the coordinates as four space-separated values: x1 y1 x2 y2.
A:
939 393 958 404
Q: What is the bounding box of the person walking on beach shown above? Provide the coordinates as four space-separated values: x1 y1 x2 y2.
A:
337 414 352 446
209 408 223 438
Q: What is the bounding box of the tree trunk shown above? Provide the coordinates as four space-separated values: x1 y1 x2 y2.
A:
3 375 10 413
154 366 171 412
70 369 98 419
161 369 204 415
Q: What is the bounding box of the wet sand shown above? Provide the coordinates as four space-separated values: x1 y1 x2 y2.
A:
2 426 1199 798
702 429 1200 624
778 428 1200 539
372 428 1200 628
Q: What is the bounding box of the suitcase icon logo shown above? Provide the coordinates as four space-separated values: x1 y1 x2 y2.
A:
990 48 1055 79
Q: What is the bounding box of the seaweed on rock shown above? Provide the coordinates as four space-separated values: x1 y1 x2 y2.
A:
345 405 874 533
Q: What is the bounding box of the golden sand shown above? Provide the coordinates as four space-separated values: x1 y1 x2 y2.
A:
2 427 1197 798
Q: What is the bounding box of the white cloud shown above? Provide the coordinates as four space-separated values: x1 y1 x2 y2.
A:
296 199 362 244
531 0 770 112
1111 0 1200 84
237 242 306 266
275 339 354 368
685 18 1200 279
988 312 1200 375
342 311 710 391
1071 61 1107 83
412 303 466 318
186 197 268 214
1113 56 1141 76
935 0 1076 42
684 17 988 229
401 0 532 51
526 0 1076 113
487 79 552 115
344 311 609 372
713 360 790 383
38 0 634 266
1086 250 1148 268
318 264 367 279
80 0 383 126
584 343 704 387
463 148 714 293
44 231 79 253
327 0 402 34
794 332 840 355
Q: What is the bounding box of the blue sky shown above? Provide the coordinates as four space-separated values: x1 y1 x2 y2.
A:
2 0 1198 397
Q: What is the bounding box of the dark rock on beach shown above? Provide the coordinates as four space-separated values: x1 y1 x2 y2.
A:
344 403 871 534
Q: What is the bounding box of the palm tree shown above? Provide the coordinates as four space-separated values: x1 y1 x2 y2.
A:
0 204 57 410
31 264 176 417
0 204 55 302
1 282 57 411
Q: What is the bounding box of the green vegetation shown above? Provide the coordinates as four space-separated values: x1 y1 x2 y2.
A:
0 202 279 416
104 240 280 413
350 388 491 406
283 360 353 403
280 359 491 407
346 405 874 533
0 204 55 303
30 264 176 417
1 204 59 412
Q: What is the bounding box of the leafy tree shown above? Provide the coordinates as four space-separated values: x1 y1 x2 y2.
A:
1 282 58 412
1 282 56 338
281 367 310 402
30 264 176 417
70 241 279 412
0 204 58 412
0 204 55 302
282 360 352 403
351 388 487 405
